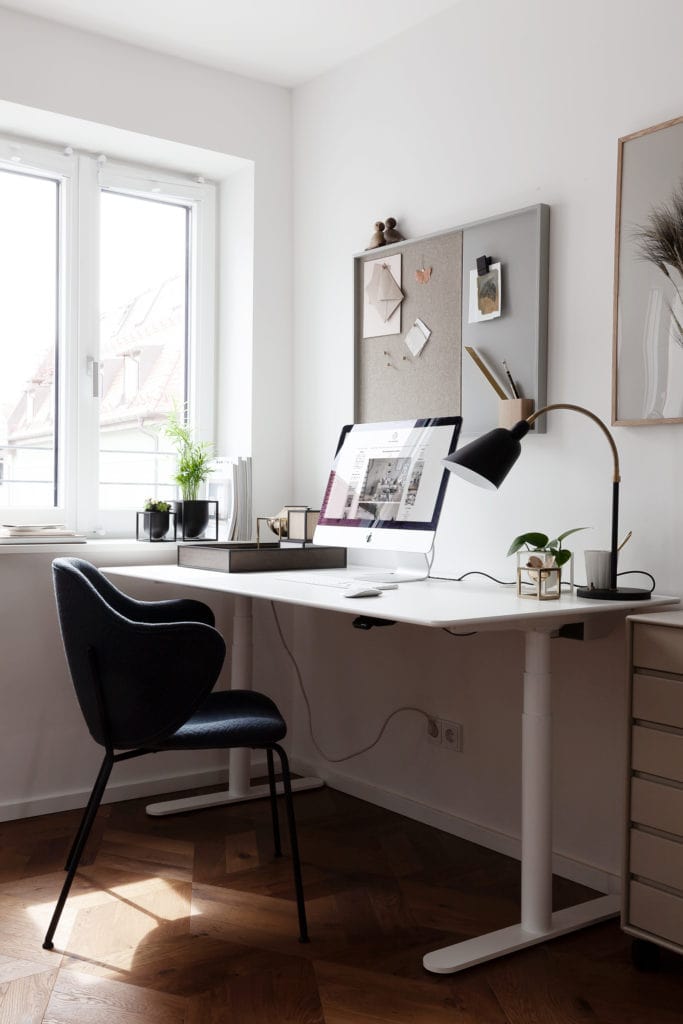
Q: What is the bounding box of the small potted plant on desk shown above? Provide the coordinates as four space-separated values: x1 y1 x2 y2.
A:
165 410 216 540
138 499 173 541
508 528 586 600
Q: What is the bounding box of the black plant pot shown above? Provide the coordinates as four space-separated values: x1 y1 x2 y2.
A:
174 500 210 540
142 510 170 540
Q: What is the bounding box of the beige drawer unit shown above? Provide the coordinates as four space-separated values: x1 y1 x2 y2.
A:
633 672 683 730
632 727 683 785
625 611 683 965
629 829 683 894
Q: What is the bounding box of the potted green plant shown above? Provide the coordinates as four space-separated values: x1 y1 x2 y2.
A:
508 528 587 598
142 498 171 541
507 528 586 569
165 409 215 539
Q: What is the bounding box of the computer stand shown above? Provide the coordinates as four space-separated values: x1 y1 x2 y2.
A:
349 550 431 585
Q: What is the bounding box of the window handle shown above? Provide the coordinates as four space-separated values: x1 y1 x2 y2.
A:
87 357 103 399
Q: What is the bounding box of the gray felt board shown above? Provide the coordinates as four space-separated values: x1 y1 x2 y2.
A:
354 204 549 435
354 231 462 423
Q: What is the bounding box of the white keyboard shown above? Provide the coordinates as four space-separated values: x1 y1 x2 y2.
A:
277 572 398 590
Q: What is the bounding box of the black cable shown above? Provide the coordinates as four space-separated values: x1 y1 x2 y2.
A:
430 570 516 586
442 627 478 636
617 569 656 593
434 568 657 597
431 570 580 600
432 569 569 592
568 571 656 594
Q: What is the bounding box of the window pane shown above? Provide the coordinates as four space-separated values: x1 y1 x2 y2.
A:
99 191 188 510
0 170 59 509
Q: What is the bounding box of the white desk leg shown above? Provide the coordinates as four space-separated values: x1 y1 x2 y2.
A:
147 594 323 816
423 628 619 973
521 627 553 934
227 595 254 798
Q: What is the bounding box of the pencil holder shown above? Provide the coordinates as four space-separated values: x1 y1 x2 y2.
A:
499 398 534 428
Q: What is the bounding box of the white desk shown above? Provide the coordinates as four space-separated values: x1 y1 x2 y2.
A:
103 564 678 974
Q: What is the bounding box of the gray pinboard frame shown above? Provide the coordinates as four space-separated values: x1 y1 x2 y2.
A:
354 204 549 434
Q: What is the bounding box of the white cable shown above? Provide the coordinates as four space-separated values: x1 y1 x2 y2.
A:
269 601 432 763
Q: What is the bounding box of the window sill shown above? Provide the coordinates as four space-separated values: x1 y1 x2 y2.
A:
0 537 179 557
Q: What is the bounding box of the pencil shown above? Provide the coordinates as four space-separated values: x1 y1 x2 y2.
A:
465 347 508 400
501 359 520 399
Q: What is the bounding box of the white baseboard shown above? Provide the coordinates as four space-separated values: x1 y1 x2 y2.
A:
291 758 620 896
4 755 620 897
0 766 229 823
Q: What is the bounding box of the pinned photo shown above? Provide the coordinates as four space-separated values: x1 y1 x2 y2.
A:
468 262 502 323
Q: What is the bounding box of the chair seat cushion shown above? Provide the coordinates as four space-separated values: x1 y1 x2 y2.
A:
151 690 287 750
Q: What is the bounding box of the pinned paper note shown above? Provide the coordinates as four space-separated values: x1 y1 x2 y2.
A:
404 317 431 357
363 253 403 338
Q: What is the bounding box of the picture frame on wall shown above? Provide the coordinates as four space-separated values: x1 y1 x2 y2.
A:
613 114 683 425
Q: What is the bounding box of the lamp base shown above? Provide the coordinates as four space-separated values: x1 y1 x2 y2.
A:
576 586 651 601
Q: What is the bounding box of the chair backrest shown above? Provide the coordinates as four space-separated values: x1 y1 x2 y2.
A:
65 556 216 626
52 558 226 751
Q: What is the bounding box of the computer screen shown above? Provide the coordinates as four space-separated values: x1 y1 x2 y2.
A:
314 416 462 556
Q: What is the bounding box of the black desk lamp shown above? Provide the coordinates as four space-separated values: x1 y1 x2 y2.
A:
442 402 650 601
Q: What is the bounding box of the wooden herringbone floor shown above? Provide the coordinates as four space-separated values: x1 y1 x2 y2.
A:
0 783 682 1023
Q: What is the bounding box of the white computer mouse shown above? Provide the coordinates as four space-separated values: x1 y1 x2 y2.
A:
342 583 382 598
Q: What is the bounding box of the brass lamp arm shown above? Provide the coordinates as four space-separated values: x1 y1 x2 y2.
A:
526 403 621 483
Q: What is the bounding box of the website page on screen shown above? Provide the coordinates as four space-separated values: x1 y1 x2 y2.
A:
319 421 455 528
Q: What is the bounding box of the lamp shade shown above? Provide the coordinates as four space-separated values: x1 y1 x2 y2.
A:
442 420 531 490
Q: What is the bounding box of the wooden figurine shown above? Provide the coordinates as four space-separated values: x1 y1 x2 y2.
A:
383 217 404 243
366 221 386 250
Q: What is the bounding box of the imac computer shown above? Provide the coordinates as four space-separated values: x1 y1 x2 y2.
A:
313 416 462 582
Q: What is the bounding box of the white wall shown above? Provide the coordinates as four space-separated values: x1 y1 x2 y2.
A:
289 0 683 878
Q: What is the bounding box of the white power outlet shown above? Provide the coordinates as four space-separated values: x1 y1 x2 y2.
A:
442 720 463 752
426 717 463 751
426 716 442 746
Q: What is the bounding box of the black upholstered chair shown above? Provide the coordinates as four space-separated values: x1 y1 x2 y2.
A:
43 557 307 949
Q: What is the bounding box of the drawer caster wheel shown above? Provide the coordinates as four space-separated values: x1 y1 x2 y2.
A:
631 938 660 971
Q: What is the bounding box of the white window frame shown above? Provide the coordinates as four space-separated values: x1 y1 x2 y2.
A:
0 137 217 534
0 136 76 526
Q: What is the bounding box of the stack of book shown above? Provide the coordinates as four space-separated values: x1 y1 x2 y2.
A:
0 524 85 543
227 457 252 542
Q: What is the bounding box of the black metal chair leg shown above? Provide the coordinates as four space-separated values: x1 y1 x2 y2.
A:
273 744 308 943
266 747 282 857
64 754 112 872
43 753 113 950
